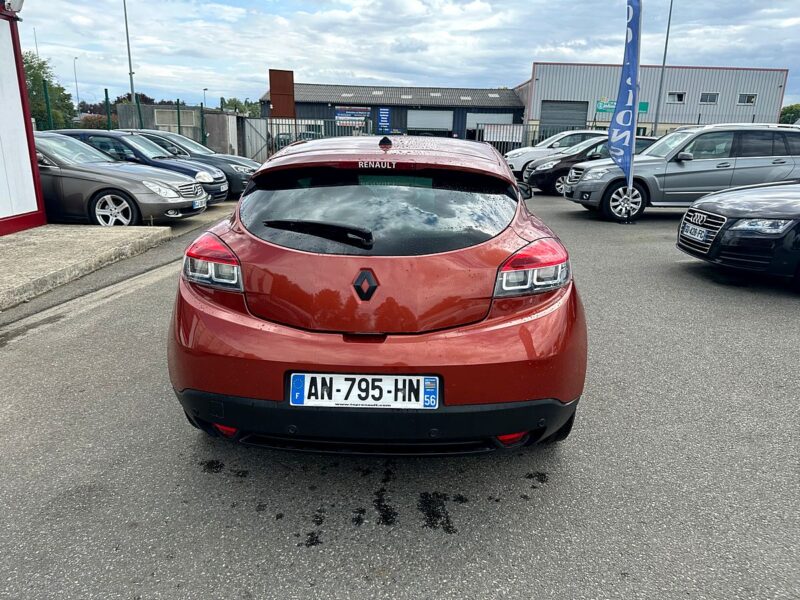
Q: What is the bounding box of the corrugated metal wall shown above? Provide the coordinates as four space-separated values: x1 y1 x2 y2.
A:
268 103 524 138
523 63 787 127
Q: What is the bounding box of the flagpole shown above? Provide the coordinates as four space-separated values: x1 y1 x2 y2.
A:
652 0 674 136
628 0 643 215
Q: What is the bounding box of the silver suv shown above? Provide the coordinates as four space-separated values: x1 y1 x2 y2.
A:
563 124 800 221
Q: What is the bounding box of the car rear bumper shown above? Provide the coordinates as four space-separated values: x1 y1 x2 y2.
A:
175 388 578 453
168 279 588 443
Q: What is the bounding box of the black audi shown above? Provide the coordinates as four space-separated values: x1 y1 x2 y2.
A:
677 181 800 278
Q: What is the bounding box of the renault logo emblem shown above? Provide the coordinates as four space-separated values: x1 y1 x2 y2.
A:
688 213 707 226
353 269 378 301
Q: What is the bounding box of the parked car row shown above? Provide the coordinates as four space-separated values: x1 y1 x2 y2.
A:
523 135 656 195
562 124 800 222
33 130 261 226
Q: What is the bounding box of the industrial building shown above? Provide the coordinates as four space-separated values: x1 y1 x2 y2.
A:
260 82 524 139
515 62 789 135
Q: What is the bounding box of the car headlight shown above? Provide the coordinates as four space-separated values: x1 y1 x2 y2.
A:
581 168 612 181
195 171 214 183
730 219 794 234
231 164 255 175
535 160 559 171
505 150 523 159
142 180 179 198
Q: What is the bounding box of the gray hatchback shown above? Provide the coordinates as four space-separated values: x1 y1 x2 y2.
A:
35 132 208 226
564 124 800 221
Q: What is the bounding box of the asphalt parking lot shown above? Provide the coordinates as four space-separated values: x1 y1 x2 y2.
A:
1 197 798 600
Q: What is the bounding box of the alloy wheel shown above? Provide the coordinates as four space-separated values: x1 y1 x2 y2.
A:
94 194 133 226
554 175 568 195
608 186 643 218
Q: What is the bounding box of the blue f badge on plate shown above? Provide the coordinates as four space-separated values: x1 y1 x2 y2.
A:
290 374 305 405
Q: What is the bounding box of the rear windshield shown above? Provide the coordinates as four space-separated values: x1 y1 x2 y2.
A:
240 168 517 256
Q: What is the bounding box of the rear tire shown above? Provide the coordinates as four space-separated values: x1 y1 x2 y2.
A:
600 181 647 222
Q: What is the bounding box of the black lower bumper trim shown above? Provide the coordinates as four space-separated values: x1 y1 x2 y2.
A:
175 389 578 454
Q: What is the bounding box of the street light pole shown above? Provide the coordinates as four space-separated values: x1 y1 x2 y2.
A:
73 56 80 111
123 0 135 102
203 87 208 106
652 0 675 136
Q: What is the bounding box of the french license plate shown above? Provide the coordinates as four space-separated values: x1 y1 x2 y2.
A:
192 198 207 209
682 223 707 242
289 373 439 410
220 182 229 192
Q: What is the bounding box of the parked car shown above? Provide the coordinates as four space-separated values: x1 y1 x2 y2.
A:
34 132 207 226
120 129 260 199
504 130 607 177
168 136 587 453
54 129 229 204
677 180 800 278
564 123 800 222
273 132 294 151
524 135 656 195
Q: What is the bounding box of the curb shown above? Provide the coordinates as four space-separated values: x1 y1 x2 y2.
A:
0 227 171 312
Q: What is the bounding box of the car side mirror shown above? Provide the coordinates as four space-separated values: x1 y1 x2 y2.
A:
36 151 48 166
676 152 694 162
518 182 534 200
551 141 561 148
587 153 602 160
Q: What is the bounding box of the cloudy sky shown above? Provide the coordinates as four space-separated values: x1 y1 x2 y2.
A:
17 0 799 107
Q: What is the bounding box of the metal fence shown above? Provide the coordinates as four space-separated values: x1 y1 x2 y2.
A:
240 118 375 162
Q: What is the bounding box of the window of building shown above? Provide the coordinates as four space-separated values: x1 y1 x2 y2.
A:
667 92 686 104
737 93 757 106
371 90 384 95
699 92 719 104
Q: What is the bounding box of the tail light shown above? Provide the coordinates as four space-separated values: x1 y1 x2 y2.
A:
183 232 243 291
494 238 570 298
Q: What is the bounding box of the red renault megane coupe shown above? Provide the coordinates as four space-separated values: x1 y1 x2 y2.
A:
168 136 587 453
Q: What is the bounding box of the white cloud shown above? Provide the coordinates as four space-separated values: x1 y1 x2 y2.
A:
16 0 800 106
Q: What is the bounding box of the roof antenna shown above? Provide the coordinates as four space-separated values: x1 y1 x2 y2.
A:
378 136 392 151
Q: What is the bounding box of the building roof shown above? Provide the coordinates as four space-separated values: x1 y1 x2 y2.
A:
260 83 523 108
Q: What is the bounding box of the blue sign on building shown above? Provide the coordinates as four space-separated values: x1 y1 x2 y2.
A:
377 107 391 133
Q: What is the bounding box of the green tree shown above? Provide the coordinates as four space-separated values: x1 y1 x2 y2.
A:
780 104 800 124
221 97 260 118
22 51 75 129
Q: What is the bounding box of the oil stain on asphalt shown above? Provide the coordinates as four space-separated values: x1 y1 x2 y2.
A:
417 492 457 534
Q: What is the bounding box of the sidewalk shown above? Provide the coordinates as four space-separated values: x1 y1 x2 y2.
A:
0 204 232 312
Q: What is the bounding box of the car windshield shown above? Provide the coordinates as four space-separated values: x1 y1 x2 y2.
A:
162 132 215 155
240 168 518 256
561 137 605 155
124 134 172 159
641 131 695 157
535 132 567 148
36 135 114 165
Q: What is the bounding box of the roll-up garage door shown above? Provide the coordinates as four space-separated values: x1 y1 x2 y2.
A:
539 101 588 137
465 113 514 129
407 110 453 131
